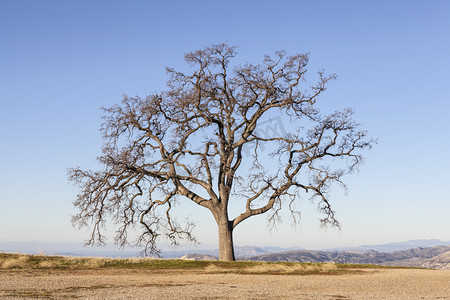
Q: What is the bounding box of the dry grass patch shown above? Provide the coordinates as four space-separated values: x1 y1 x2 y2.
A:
1 255 29 269
243 262 338 274
37 260 58 268
0 252 415 275
0 253 109 270
204 262 339 275
0 253 344 275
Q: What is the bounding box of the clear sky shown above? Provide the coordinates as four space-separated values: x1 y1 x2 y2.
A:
1 0 449 251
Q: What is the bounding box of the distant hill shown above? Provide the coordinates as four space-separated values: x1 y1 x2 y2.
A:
170 239 450 260
420 251 450 270
161 246 301 258
324 239 450 253
242 245 450 269
180 254 218 261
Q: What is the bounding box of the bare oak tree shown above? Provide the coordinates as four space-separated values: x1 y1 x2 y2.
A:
69 43 373 261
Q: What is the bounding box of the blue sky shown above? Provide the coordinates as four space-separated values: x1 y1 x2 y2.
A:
1 0 449 251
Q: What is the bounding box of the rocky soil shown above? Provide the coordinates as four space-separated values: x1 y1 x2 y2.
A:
1 268 449 299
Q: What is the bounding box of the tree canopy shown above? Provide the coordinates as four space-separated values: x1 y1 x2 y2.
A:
69 43 373 261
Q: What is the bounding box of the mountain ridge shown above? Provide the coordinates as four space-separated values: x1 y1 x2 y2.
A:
323 239 450 253
242 245 450 265
181 245 450 269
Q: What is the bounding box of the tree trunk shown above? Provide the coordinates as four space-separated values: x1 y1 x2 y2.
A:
217 219 235 261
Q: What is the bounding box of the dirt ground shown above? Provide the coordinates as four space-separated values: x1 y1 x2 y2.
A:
1 268 449 299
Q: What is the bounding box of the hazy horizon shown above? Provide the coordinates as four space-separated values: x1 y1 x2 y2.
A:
2 238 450 257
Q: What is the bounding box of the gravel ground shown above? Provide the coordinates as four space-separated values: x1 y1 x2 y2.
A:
1 268 449 299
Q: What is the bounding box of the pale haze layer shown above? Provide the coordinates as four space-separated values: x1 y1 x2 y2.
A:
1 0 449 252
